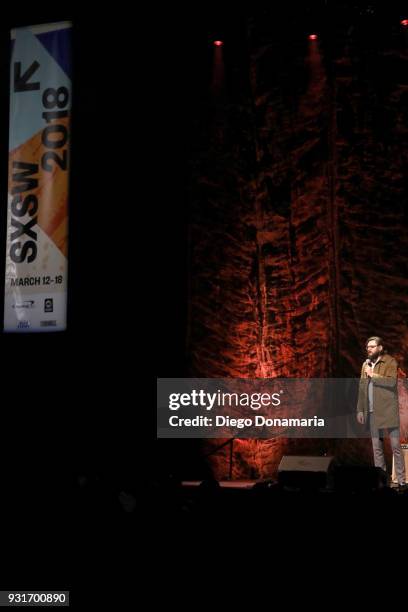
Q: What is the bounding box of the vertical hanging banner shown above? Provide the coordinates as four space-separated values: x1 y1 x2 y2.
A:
4 21 72 332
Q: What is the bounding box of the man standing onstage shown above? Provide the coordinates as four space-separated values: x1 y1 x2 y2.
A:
357 336 407 490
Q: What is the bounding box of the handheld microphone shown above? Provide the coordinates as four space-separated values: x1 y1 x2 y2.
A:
365 358 373 377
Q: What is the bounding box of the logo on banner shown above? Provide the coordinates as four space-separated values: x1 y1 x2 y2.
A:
13 300 35 309
44 298 54 313
17 320 30 329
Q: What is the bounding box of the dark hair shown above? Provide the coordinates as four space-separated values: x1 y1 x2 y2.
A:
366 336 386 353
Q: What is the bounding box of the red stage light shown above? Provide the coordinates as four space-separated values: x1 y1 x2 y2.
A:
214 40 223 47
401 19 408 27
309 34 318 41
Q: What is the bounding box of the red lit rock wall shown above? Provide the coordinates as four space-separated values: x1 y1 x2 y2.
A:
188 18 408 479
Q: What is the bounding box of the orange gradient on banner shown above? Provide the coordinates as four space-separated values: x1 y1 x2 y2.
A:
8 118 70 258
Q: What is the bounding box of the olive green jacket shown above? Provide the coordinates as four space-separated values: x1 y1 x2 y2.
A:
357 353 400 429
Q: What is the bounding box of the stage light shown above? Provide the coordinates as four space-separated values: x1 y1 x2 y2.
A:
214 40 223 47
309 34 318 41
401 19 408 27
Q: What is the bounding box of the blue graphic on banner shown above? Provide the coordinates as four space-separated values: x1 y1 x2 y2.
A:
36 28 72 77
10 26 71 151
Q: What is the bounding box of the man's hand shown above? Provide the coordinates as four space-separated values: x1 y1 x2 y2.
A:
364 364 373 377
357 411 365 425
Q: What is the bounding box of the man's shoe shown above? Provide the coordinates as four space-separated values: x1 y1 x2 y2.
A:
397 483 408 492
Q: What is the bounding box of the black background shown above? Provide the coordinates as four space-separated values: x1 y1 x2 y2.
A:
0 5 149 595
3 0 407 599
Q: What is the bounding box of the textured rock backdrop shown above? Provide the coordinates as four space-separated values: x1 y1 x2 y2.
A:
186 6 408 479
